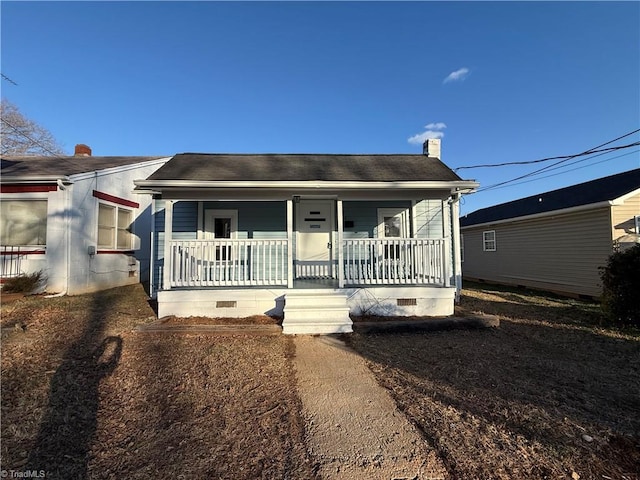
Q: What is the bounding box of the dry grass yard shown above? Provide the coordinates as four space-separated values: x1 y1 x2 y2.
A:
347 283 640 479
1 285 315 479
1 281 638 479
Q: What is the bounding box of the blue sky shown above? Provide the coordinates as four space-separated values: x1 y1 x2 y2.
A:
2 1 639 215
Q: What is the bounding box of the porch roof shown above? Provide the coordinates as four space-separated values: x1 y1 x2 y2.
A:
138 153 476 186
136 153 477 191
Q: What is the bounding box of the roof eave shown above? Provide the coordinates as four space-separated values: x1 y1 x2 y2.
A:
460 200 615 229
134 179 479 193
69 157 172 181
0 175 73 185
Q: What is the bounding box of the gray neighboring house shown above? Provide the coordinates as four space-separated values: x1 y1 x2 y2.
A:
1 145 170 294
460 168 640 298
134 139 479 334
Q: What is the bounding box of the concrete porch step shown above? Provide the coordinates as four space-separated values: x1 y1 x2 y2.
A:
283 291 352 335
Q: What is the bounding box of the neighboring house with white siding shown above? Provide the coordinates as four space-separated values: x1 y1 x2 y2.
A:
134 139 478 334
460 168 640 298
1 145 170 294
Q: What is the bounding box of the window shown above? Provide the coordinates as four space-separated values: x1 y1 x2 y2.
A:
636 215 640 234
204 210 238 261
0 200 47 246
483 230 496 251
117 208 133 249
98 203 133 250
377 208 408 259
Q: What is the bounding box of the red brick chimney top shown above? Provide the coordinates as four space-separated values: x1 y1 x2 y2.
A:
74 144 92 156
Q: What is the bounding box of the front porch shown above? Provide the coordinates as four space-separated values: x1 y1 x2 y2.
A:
152 196 461 333
165 237 450 289
159 235 455 333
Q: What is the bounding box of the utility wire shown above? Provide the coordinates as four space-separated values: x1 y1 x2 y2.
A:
473 129 640 192
476 148 639 193
1 73 18 86
455 141 640 171
453 128 640 172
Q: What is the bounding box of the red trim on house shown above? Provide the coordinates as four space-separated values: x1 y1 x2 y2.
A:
96 250 135 255
1 184 57 193
92 190 139 208
0 249 46 255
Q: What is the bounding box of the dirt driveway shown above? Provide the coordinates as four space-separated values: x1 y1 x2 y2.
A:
294 335 446 480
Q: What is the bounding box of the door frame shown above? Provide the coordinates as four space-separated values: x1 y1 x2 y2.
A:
294 199 336 279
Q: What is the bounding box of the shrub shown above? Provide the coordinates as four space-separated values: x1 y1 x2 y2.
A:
2 270 44 294
600 244 640 326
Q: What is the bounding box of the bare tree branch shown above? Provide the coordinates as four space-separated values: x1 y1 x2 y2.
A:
1 99 65 156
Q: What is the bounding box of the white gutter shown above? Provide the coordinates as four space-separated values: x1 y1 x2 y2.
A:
1 175 73 185
460 200 615 230
45 179 71 297
134 179 479 191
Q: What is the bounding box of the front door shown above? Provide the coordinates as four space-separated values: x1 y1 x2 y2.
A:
295 200 334 278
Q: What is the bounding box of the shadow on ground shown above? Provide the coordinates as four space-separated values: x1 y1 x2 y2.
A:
346 286 640 479
26 290 123 479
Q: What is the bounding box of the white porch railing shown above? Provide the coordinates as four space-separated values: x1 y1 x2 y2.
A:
168 238 447 288
343 238 447 286
169 239 289 287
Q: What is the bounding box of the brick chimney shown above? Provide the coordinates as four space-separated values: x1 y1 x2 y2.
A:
423 138 441 159
74 144 92 156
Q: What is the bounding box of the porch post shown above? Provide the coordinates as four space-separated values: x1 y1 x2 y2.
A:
450 193 462 301
442 199 452 287
163 200 173 290
286 199 293 288
337 199 344 288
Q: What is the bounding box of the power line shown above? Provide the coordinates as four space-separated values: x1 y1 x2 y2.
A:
455 140 640 171
1 73 18 86
475 149 639 193
472 129 640 192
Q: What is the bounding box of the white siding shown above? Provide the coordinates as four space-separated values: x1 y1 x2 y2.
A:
64 160 168 294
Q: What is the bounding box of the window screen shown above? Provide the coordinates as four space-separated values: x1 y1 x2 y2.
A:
117 209 133 249
98 204 133 249
98 204 116 248
0 200 48 246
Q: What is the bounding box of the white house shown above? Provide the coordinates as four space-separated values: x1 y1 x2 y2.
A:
134 139 478 334
1 145 170 295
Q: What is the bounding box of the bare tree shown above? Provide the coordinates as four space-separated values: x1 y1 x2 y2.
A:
1 99 65 156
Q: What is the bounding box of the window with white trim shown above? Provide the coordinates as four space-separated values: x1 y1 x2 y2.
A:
204 209 238 260
98 203 134 250
483 230 496 251
636 215 640 234
0 200 48 246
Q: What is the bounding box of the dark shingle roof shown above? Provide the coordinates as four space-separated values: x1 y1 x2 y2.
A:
460 168 640 227
145 153 465 183
1 155 166 178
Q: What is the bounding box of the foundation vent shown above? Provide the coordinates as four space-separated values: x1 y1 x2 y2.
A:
216 301 237 308
397 298 417 306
